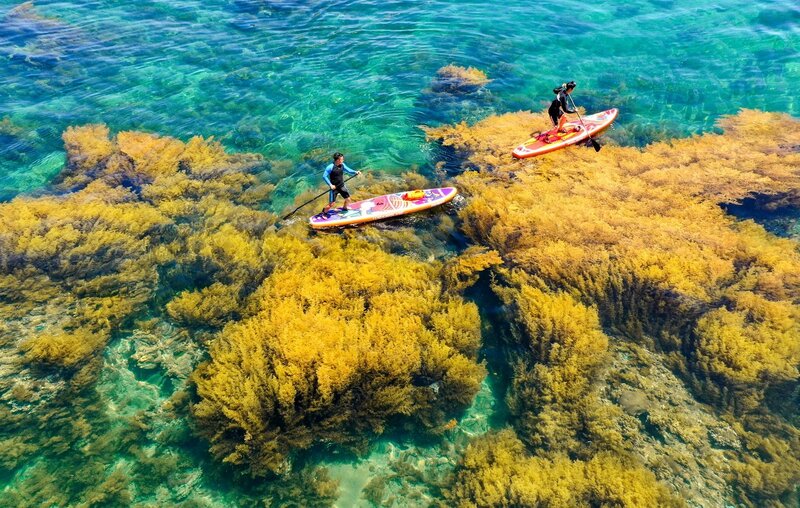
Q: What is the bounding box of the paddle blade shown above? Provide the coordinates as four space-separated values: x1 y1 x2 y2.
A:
590 138 601 152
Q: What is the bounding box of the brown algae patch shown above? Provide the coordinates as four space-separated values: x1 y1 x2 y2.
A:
1 105 800 505
425 108 800 506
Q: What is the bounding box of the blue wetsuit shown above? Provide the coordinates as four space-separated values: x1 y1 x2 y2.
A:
323 162 358 203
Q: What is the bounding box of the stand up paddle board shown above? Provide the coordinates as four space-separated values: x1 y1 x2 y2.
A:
309 187 457 229
513 108 619 159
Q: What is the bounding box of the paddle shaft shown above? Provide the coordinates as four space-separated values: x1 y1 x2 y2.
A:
281 173 359 221
566 94 601 152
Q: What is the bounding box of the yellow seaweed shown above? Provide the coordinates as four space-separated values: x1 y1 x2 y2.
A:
432 65 491 93
442 430 682 508
426 108 800 504
192 233 486 476
427 109 800 410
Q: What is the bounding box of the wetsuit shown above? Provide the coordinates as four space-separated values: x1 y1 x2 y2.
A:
548 89 576 126
323 162 358 203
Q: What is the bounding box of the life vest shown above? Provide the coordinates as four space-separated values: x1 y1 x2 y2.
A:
403 189 425 200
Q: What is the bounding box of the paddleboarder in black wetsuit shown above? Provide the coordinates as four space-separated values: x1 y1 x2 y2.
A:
543 80 578 141
322 152 360 215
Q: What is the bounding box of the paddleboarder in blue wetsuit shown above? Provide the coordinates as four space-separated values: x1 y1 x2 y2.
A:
322 152 360 215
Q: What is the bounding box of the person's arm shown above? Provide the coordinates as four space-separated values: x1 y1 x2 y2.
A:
560 92 576 114
323 164 333 186
342 163 359 176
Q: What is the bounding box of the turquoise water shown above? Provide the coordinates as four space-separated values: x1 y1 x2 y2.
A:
1 1 799 505
0 0 798 199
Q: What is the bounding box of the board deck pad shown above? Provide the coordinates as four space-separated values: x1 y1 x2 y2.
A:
513 108 619 159
309 187 458 229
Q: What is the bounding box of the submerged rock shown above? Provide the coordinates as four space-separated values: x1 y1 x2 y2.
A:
617 387 649 416
0 2 88 69
417 65 498 160
757 7 800 29
228 14 260 32
602 343 738 506
0 2 62 44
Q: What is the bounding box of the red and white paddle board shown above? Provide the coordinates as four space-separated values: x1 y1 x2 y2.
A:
513 108 619 158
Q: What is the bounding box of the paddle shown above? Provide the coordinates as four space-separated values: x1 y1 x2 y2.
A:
280 173 360 221
567 94 601 152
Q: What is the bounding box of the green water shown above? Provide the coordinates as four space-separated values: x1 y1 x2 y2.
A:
1 0 799 505
1 0 798 200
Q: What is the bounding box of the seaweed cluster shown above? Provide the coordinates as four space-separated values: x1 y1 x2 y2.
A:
430 66 491 94
426 107 800 506
2 75 800 505
417 65 498 133
192 232 486 476
0 125 282 504
441 430 680 507
0 121 494 504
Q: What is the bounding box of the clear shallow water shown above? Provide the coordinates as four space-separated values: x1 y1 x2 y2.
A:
1 1 799 505
0 0 798 199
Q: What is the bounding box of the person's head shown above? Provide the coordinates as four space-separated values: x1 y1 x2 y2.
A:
333 152 344 164
554 81 577 95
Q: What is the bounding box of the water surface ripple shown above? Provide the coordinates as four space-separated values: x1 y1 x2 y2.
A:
0 0 797 197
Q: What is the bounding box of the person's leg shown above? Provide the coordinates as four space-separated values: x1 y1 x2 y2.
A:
546 110 563 136
557 114 567 133
340 186 352 210
323 189 336 213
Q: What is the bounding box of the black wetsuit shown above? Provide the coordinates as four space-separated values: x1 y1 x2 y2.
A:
323 162 357 202
548 89 576 126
